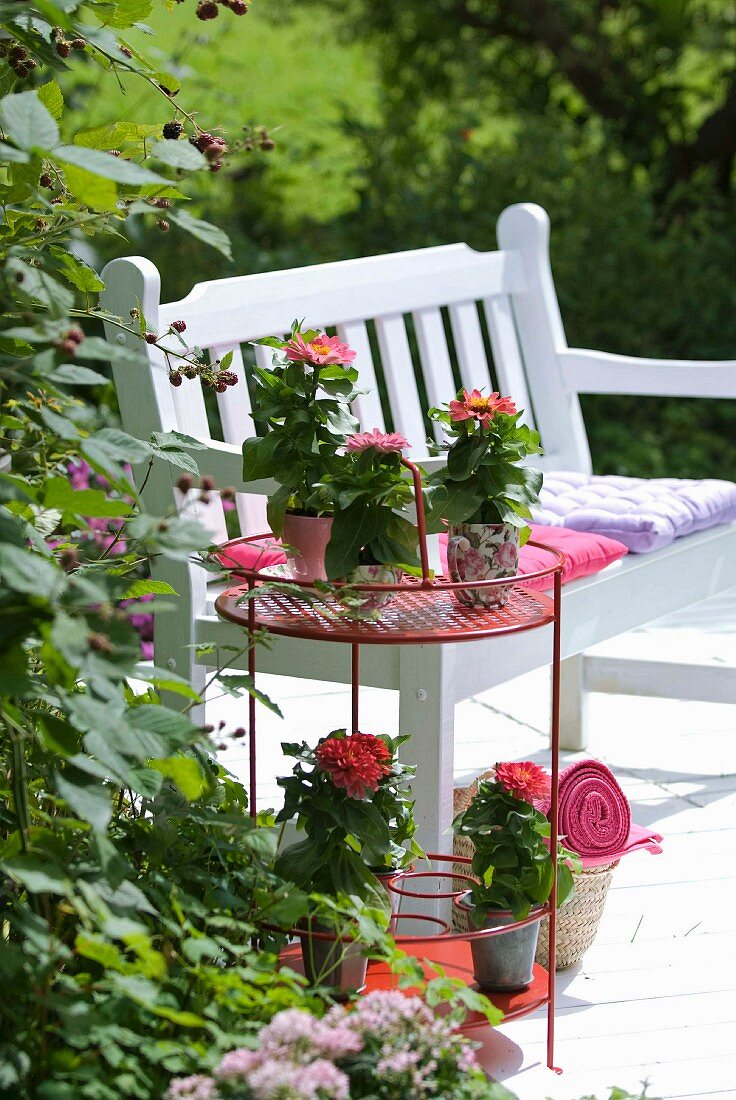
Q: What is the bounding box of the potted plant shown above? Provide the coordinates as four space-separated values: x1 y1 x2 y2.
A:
319 428 421 605
426 388 543 608
274 729 422 991
452 761 580 991
241 322 360 582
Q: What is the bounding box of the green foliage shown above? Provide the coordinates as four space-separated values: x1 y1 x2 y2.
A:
453 779 580 922
243 323 360 535
276 730 422 898
321 443 420 579
426 394 542 531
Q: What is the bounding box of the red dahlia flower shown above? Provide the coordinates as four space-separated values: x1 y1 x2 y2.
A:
494 760 551 805
315 732 392 799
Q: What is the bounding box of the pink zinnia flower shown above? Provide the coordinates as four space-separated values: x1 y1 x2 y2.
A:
448 388 517 425
346 429 408 454
284 332 356 366
315 732 392 799
494 760 551 804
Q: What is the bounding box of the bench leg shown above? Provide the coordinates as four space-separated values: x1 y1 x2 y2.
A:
559 653 589 751
398 645 456 857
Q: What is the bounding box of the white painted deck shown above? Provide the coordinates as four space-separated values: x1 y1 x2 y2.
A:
212 595 736 1100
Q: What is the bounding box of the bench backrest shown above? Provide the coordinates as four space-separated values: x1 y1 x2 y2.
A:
102 203 594 541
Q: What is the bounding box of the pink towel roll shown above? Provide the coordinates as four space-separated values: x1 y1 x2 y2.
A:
546 760 631 859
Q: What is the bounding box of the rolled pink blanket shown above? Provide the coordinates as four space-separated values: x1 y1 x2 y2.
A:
548 760 631 859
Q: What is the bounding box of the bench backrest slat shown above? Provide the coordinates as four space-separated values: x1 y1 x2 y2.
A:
103 203 731 538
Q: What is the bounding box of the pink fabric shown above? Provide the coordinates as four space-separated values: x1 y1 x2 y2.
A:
580 823 663 868
540 760 632 859
216 524 628 588
439 524 627 591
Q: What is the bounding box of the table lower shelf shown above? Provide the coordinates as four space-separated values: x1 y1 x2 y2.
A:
279 938 549 1030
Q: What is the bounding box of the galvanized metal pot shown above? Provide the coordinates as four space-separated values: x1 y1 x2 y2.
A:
456 892 544 991
299 917 367 999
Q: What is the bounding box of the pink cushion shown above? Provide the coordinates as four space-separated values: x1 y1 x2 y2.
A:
216 524 628 591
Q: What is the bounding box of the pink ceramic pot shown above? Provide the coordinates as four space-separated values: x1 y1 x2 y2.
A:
282 513 333 584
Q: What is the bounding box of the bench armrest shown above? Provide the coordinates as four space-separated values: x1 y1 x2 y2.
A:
560 348 736 399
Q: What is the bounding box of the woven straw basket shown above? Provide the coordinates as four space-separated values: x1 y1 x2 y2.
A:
452 774 618 970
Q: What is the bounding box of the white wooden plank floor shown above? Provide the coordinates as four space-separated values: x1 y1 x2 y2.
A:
212 614 736 1100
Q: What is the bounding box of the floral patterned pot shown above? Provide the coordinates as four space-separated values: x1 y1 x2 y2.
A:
282 513 333 584
446 522 520 609
339 563 403 617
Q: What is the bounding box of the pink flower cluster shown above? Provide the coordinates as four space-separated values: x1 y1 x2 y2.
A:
164 991 481 1099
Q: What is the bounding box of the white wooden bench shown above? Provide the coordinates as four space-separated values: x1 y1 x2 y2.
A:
102 202 736 853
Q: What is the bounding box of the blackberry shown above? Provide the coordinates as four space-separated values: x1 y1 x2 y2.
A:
9 45 27 62
229 0 248 12
219 370 238 386
171 320 187 332
66 326 85 346
144 332 158 344
14 63 30 78
169 370 182 386
71 37 86 49
196 0 219 18
56 40 71 57
200 475 216 491
163 120 183 140
215 381 228 392
261 137 276 151
157 219 170 232
176 474 195 493
39 173 53 188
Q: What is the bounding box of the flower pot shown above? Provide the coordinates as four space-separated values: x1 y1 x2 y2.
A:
455 892 544 991
299 917 368 999
282 512 333 584
340 563 403 616
447 522 520 609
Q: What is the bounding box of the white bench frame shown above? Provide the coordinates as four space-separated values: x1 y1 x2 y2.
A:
102 202 736 853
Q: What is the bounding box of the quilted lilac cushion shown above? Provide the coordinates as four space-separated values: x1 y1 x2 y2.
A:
532 472 736 553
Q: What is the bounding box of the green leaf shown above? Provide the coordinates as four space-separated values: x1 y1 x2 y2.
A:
0 544 59 597
55 768 112 833
36 80 64 120
0 91 59 151
82 428 152 478
150 756 207 799
2 854 70 896
52 249 105 293
216 674 283 717
51 364 109 386
62 163 119 210
43 478 130 520
75 121 162 149
0 142 30 163
54 144 167 186
166 207 233 260
150 139 206 171
105 0 154 28
123 579 178 599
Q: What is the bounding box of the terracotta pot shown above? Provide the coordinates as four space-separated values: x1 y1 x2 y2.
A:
282 512 333 584
447 522 520 608
455 892 544 991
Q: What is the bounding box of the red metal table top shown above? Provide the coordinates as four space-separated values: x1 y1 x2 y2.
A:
215 580 555 644
279 940 548 1028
